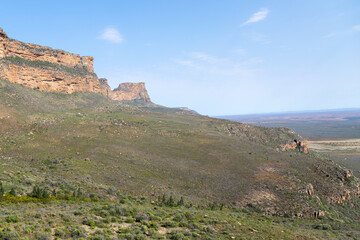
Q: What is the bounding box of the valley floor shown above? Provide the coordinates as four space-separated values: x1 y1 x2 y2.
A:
309 139 360 178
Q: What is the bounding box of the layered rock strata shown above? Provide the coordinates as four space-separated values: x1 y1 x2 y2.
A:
110 82 150 102
0 28 150 102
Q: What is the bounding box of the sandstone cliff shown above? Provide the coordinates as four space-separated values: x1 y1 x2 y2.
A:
0 28 150 102
110 82 151 102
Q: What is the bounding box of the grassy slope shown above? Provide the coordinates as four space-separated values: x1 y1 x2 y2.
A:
1 198 359 240
1 78 360 238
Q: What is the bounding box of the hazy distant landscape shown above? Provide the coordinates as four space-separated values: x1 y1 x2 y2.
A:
219 109 360 140
1 1 360 239
219 109 360 177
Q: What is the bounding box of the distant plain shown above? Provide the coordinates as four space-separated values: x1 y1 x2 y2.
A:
219 109 360 177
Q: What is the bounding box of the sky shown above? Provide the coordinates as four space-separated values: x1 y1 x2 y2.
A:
1 0 359 116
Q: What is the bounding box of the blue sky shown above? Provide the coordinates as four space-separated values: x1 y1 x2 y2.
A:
1 1 359 115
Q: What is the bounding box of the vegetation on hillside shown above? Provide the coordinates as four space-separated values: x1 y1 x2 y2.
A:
1 78 360 238
1 56 97 77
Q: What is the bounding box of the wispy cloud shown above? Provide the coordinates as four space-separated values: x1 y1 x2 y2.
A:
323 24 360 38
242 32 271 44
173 59 195 67
99 27 123 43
352 25 360 32
323 32 339 38
242 8 269 26
189 52 225 63
173 52 261 76
234 49 247 55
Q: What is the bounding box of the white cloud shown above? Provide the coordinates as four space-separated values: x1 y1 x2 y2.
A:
324 24 360 38
242 8 269 26
352 25 360 32
323 32 338 38
173 52 261 76
99 27 123 43
242 32 271 44
173 59 195 67
189 52 225 63
234 49 246 55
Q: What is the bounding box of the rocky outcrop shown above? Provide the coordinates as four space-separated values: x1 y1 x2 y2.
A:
305 183 314 196
110 82 151 102
0 28 107 95
0 60 106 94
98 78 111 97
280 139 308 153
0 28 94 72
0 28 151 102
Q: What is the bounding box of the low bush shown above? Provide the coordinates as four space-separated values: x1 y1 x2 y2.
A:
6 215 20 223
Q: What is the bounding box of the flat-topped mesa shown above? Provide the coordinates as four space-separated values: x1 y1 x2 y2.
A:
0 28 94 72
0 28 152 102
110 82 151 102
0 28 109 95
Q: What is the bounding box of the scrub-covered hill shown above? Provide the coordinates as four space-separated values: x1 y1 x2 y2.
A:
1 78 359 215
1 78 360 238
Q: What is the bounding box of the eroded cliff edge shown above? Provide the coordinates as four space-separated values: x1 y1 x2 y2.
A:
111 82 150 102
0 28 150 102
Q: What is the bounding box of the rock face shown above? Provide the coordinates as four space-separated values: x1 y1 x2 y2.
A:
110 82 151 102
98 78 111 97
0 28 150 102
281 140 309 153
0 28 105 95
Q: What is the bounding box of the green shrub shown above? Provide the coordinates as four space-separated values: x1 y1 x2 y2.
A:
23 226 35 234
135 212 149 222
35 231 51 240
163 220 177 228
28 186 50 199
313 224 332 230
82 218 96 228
69 227 84 238
125 217 135 223
173 214 183 222
9 188 16 196
0 182 4 198
148 221 159 230
6 215 20 223
0 230 20 239
54 228 65 237
168 230 186 240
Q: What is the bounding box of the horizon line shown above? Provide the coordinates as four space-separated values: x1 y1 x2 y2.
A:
214 107 360 118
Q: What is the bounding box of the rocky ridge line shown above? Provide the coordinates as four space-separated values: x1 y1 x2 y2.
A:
0 28 150 102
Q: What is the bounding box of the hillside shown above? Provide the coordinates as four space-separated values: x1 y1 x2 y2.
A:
1 79 360 238
0 77 359 202
1 29 360 237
